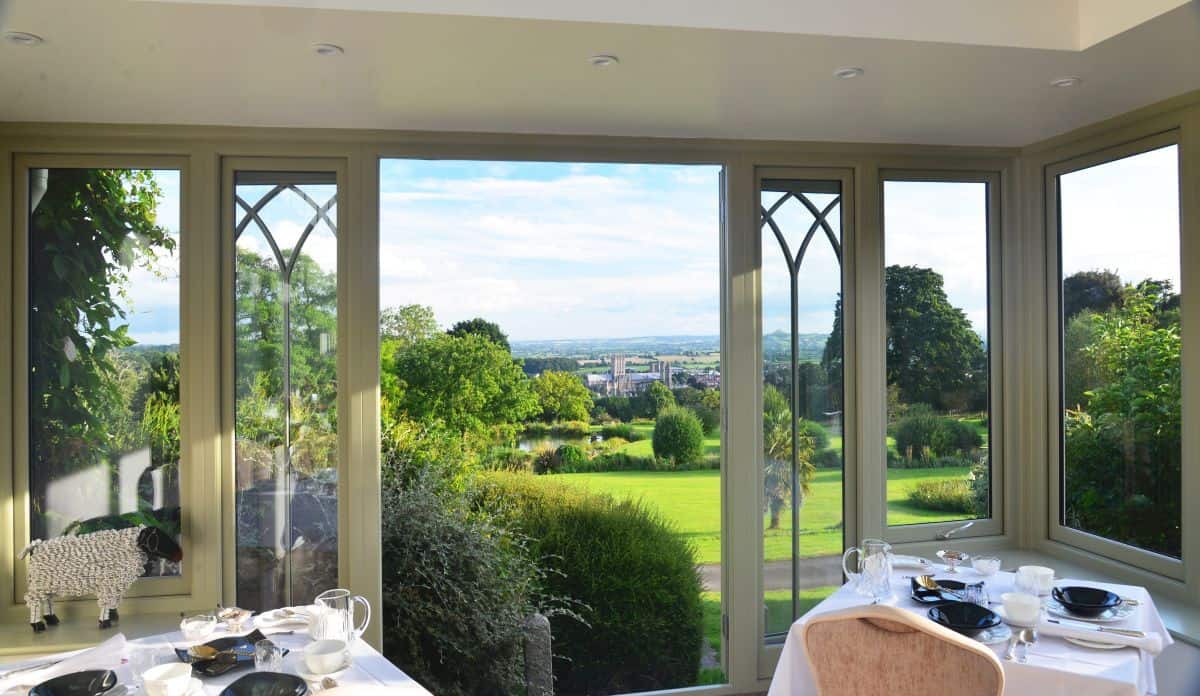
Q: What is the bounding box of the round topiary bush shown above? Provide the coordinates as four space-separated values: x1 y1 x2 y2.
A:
930 418 983 457
556 443 586 471
652 407 704 467
798 419 831 451
475 472 704 695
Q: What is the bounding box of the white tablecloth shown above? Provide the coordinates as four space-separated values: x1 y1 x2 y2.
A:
767 570 1173 696
0 622 431 695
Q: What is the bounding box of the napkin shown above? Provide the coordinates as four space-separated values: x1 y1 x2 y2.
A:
892 554 932 569
256 605 313 629
1039 618 1164 653
0 633 126 694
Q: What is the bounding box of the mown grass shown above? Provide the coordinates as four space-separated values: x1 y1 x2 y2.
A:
550 467 972 564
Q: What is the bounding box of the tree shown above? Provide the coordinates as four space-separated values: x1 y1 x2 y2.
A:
762 385 814 529
447 317 510 352
532 370 594 423
381 304 438 346
882 266 987 411
392 333 538 436
652 407 704 466
1063 270 1122 322
646 380 676 416
821 296 845 413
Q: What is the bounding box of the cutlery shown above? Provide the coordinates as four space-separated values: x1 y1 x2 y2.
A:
322 677 339 690
0 657 65 678
914 575 967 599
1045 617 1145 638
1003 634 1019 661
1017 627 1036 663
188 644 254 660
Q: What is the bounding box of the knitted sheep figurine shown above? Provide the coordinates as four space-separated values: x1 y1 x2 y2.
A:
18 525 183 631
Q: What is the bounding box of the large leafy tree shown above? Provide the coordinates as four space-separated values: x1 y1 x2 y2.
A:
532 370 593 423
392 333 537 436
447 317 510 352
29 170 174 481
381 304 438 346
883 266 986 411
1063 269 1122 322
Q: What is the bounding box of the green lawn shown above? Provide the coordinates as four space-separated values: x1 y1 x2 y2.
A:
701 587 837 661
614 419 720 459
550 467 972 564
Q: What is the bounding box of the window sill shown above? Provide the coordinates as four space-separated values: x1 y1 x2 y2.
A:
0 613 183 659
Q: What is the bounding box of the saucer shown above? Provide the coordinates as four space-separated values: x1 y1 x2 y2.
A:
974 623 1012 646
184 677 204 695
1046 596 1136 623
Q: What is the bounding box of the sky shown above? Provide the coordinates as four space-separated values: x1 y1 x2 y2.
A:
117 145 1181 345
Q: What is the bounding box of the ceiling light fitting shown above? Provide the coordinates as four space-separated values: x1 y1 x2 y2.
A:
1050 76 1082 88
589 54 619 67
833 66 864 79
4 31 44 47
312 43 344 56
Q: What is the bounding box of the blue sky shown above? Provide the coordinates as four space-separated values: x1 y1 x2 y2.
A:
120 146 1181 345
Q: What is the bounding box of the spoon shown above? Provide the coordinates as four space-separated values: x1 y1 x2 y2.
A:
188 644 253 660
1017 627 1036 663
914 574 967 600
1003 633 1019 661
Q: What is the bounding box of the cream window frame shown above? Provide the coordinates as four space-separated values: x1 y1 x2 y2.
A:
1043 132 1186 581
3 153 223 621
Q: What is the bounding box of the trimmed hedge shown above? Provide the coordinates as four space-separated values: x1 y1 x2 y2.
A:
908 479 975 513
475 472 704 695
651 407 704 466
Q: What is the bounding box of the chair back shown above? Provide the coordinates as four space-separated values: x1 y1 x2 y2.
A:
800 604 1004 696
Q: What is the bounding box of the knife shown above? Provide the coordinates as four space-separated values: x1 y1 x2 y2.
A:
1045 617 1145 638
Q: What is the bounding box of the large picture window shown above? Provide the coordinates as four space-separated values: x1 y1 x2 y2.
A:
27 167 183 578
1056 143 1182 560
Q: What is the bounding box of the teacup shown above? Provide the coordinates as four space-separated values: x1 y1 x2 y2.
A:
143 663 193 696
1001 592 1042 627
304 639 349 675
1016 565 1055 595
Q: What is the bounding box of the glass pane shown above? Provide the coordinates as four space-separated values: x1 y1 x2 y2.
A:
379 160 723 692
234 173 339 609
883 181 990 526
1058 145 1181 558
760 179 844 638
28 168 183 579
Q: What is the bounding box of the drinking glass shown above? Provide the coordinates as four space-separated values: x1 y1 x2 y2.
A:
255 639 283 672
128 645 170 691
963 583 988 607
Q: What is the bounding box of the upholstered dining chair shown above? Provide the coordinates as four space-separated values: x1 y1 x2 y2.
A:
801 604 1004 696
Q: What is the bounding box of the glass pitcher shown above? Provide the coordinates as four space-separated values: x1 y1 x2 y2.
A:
842 538 894 601
310 588 371 644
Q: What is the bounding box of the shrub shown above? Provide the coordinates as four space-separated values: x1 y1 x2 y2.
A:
930 419 983 457
908 479 974 513
812 448 842 469
692 406 720 436
481 446 533 473
891 412 939 460
970 461 990 517
475 472 704 694
380 480 561 696
652 407 705 466
600 423 644 442
556 444 586 470
381 418 480 496
531 443 559 474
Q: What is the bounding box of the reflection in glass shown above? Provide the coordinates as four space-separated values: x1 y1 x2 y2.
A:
883 181 990 527
1058 145 1181 558
234 172 339 608
760 179 844 637
28 168 182 578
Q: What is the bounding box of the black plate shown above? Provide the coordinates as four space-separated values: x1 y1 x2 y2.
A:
928 601 1002 637
910 577 967 605
1052 586 1122 618
29 670 118 696
175 629 288 677
219 672 308 696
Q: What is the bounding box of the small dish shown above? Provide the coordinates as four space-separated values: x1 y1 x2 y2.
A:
295 656 351 683
218 672 307 696
217 607 253 633
1052 586 1122 618
909 577 967 605
936 549 970 574
928 601 1002 638
180 614 218 642
971 556 1001 576
29 671 118 696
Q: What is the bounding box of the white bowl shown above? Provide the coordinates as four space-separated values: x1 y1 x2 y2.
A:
305 639 349 675
143 663 194 696
971 556 1001 576
1001 592 1042 627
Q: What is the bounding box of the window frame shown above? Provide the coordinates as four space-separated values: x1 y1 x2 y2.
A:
877 170 1005 543
1043 132 1187 580
4 153 223 619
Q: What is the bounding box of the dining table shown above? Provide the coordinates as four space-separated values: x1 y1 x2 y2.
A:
0 613 432 695
767 568 1173 696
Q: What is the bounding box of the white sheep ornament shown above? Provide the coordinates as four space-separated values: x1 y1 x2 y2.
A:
18 525 183 631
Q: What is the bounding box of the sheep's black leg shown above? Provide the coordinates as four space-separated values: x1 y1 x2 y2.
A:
98 603 112 629
27 593 46 632
109 608 119 623
43 597 59 625
31 621 46 632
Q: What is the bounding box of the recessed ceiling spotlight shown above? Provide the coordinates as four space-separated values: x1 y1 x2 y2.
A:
4 31 44 47
312 42 344 57
833 66 865 80
1050 76 1083 88
589 54 619 68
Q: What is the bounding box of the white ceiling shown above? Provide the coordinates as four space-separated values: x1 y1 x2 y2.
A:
0 0 1198 146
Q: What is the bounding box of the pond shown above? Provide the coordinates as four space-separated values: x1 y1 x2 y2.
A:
517 433 606 452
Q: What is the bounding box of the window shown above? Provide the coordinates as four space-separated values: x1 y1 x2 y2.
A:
882 179 992 528
759 177 846 638
378 159 724 691
1055 143 1182 560
232 170 340 609
27 167 182 578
